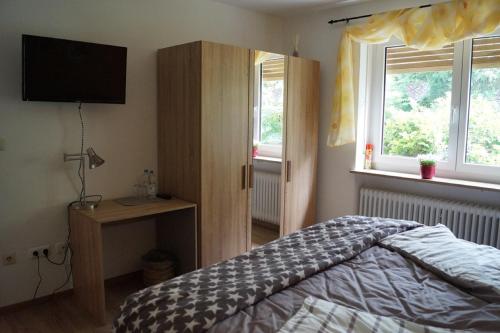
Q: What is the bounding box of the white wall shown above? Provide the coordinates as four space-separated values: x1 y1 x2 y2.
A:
283 0 500 221
0 0 284 307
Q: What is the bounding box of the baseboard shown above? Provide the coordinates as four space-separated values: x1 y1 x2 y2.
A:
0 289 74 314
0 270 143 314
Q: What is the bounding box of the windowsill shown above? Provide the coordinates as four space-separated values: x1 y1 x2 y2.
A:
351 169 500 192
253 156 282 163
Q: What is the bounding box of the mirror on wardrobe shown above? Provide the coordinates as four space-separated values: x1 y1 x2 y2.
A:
250 51 284 249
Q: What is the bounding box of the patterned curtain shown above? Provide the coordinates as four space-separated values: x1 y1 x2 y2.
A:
328 0 500 147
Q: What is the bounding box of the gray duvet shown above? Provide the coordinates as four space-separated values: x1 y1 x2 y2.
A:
114 216 420 332
210 245 500 333
114 217 500 332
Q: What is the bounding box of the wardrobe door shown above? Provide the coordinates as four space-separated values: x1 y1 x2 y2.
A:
282 56 320 235
200 42 250 266
157 42 202 206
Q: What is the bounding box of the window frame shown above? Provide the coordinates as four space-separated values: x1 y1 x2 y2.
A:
254 61 284 159
364 31 500 184
455 34 500 179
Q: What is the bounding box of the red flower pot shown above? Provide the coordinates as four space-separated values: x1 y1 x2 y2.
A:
420 165 436 179
252 147 258 158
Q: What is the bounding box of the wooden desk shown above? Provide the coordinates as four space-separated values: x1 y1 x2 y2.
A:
69 198 197 324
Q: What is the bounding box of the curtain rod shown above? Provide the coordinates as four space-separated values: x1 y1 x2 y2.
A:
327 4 431 24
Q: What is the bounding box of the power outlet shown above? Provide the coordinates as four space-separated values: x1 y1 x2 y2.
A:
28 245 50 259
2 253 16 265
54 241 68 255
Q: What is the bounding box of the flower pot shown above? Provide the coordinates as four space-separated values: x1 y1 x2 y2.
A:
252 147 258 158
420 165 436 179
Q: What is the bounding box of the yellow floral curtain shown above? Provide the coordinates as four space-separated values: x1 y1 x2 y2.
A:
328 0 500 147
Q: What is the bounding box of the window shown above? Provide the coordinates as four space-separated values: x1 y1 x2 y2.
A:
365 31 500 183
465 37 500 167
254 55 285 158
382 45 454 160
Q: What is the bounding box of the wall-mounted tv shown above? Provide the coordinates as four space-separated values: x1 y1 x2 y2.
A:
22 35 127 104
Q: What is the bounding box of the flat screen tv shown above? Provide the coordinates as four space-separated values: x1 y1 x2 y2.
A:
22 35 127 104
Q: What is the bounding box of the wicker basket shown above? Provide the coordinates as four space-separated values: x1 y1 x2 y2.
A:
142 250 176 286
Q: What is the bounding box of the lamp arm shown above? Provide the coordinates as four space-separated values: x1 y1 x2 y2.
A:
63 147 103 208
64 153 87 162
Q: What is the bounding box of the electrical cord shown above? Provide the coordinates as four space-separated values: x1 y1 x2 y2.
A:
46 105 83 293
32 254 42 299
48 196 98 295
51 250 73 295
75 104 102 207
38 104 101 298
84 194 103 205
45 246 69 266
49 200 78 295
77 102 85 203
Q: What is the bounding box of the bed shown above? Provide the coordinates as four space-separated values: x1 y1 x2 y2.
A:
113 216 500 333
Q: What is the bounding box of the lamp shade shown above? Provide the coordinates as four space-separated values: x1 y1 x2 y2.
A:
87 147 105 169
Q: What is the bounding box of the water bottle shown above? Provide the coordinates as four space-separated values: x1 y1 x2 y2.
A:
147 170 157 199
142 169 149 198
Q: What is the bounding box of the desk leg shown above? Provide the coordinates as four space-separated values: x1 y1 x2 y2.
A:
69 210 106 325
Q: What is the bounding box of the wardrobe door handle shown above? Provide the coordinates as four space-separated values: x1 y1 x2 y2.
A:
242 165 247 189
286 160 292 182
249 164 254 189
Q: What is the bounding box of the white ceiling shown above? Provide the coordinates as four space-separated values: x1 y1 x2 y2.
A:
212 0 372 15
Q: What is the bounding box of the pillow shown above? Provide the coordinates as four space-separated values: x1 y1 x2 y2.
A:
279 297 469 333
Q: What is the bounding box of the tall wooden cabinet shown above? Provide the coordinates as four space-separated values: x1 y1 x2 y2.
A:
281 56 320 235
158 41 249 267
158 41 319 267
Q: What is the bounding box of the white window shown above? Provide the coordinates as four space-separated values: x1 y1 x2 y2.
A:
254 55 284 159
363 30 500 183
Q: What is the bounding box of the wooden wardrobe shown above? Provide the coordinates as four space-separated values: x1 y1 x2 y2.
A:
157 41 319 267
280 56 320 236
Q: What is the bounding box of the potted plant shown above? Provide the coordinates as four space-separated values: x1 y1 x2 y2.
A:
419 158 436 179
252 141 260 158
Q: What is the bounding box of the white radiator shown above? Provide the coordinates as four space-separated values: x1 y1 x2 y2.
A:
252 171 281 225
359 188 500 249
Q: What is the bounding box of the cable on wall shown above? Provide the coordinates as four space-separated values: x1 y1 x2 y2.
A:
39 103 83 297
39 103 105 297
48 200 78 295
77 101 85 203
32 255 42 299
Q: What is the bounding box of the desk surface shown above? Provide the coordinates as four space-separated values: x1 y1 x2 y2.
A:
72 198 196 224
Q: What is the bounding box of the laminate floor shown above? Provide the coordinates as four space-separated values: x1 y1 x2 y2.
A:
0 274 143 333
251 222 279 249
3 227 280 332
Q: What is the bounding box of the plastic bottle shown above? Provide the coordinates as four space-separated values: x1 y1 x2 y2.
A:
142 169 150 197
365 144 373 169
147 170 157 199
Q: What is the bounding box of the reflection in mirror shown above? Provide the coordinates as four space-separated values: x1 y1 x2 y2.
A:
251 51 284 249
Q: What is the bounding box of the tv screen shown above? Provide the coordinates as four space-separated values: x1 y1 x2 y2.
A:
22 35 127 104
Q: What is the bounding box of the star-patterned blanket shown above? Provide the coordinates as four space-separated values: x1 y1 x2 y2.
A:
113 215 421 333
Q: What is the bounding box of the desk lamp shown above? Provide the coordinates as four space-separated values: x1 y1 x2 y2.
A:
64 147 105 209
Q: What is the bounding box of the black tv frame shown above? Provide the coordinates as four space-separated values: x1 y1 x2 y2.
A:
22 34 127 104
